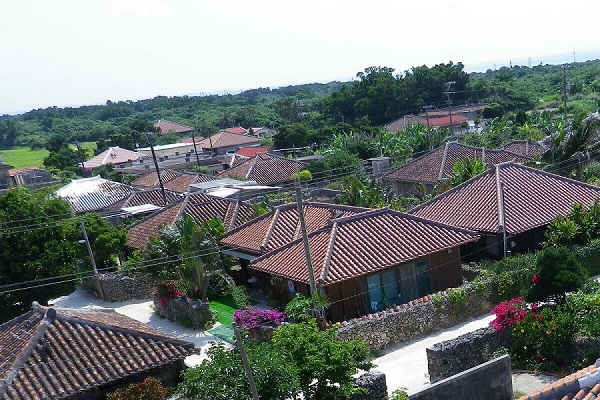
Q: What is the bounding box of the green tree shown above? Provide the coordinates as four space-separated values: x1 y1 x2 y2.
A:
177 342 300 400
107 377 170 400
272 318 372 399
71 213 127 270
0 187 80 321
527 246 588 302
448 158 487 187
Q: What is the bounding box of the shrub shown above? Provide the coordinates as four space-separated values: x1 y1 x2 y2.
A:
107 377 170 400
155 281 183 305
206 272 234 299
490 297 527 332
568 286 600 338
284 292 330 320
231 285 250 309
572 238 600 276
509 305 575 371
482 253 538 303
233 307 286 333
448 288 467 311
527 246 588 302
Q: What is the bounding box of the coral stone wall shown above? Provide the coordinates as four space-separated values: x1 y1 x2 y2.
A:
337 284 492 351
86 273 157 302
351 371 387 400
153 296 213 330
426 326 509 383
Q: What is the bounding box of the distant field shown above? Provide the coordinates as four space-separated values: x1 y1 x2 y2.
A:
0 147 49 169
0 142 97 170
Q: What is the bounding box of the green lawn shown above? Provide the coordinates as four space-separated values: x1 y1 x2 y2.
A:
210 294 237 326
0 147 49 169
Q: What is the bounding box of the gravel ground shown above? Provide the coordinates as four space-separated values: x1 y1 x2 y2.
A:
512 372 558 397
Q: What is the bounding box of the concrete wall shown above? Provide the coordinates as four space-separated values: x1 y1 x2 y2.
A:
337 283 492 351
426 326 509 382
409 355 513 400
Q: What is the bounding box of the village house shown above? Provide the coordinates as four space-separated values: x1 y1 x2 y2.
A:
198 131 262 155
221 204 479 321
410 161 600 259
216 152 307 186
154 119 194 135
383 142 533 195
56 176 137 214
83 146 148 174
0 302 196 400
127 192 255 250
132 169 217 194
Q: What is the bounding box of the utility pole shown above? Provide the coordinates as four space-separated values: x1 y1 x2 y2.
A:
147 132 167 205
563 64 570 122
444 82 456 136
79 219 105 300
74 141 87 177
191 130 201 167
423 105 434 149
295 183 318 295
232 322 260 400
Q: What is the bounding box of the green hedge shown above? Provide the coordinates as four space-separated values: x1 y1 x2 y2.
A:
573 239 600 277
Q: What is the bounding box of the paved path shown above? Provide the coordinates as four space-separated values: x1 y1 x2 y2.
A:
370 314 495 395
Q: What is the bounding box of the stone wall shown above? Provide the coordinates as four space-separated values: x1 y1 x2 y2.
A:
351 371 387 400
409 355 513 400
154 296 213 330
97 273 157 303
426 326 509 383
337 283 492 350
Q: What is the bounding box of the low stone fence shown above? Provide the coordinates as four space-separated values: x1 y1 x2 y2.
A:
96 273 157 302
351 371 387 400
337 283 493 351
426 326 509 383
153 296 213 330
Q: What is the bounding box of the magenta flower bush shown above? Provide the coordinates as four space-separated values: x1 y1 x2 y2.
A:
490 297 527 331
156 281 183 305
233 307 286 333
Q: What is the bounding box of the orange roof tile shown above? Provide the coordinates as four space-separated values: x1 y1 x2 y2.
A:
250 208 479 285
154 119 194 134
217 153 306 185
410 162 600 235
198 131 261 150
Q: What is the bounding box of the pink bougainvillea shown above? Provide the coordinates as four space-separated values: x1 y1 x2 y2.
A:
233 307 286 333
531 274 542 285
156 281 183 305
490 297 527 331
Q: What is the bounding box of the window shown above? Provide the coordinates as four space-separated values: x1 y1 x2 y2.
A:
365 260 431 312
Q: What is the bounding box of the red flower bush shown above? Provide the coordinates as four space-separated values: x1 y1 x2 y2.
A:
156 281 183 305
531 274 542 285
490 297 527 331
233 307 286 333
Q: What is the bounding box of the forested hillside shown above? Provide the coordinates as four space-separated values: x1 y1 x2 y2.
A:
0 59 598 157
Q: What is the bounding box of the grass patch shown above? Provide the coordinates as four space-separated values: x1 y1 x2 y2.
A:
0 147 49 169
210 294 237 326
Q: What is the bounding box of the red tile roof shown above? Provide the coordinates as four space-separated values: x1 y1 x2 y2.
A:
236 147 271 157
85 147 148 170
517 360 600 400
154 119 194 134
501 140 548 158
222 126 249 135
410 162 600 235
132 169 216 193
0 303 195 400
198 131 262 150
384 142 532 185
220 202 370 255
127 194 254 249
217 153 307 185
250 208 479 285
426 115 470 127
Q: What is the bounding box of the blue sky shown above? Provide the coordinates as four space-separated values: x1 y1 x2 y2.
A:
1 0 599 114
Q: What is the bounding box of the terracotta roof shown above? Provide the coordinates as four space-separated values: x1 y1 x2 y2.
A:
198 131 262 150
426 115 470 127
384 142 532 185
107 188 182 211
220 202 370 255
250 208 479 285
217 153 307 185
56 176 136 213
236 147 271 157
127 194 254 249
501 140 548 158
222 126 249 135
517 360 600 400
410 162 600 235
154 119 194 134
85 147 148 171
132 169 216 193
385 115 424 132
8 167 43 177
0 303 195 400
